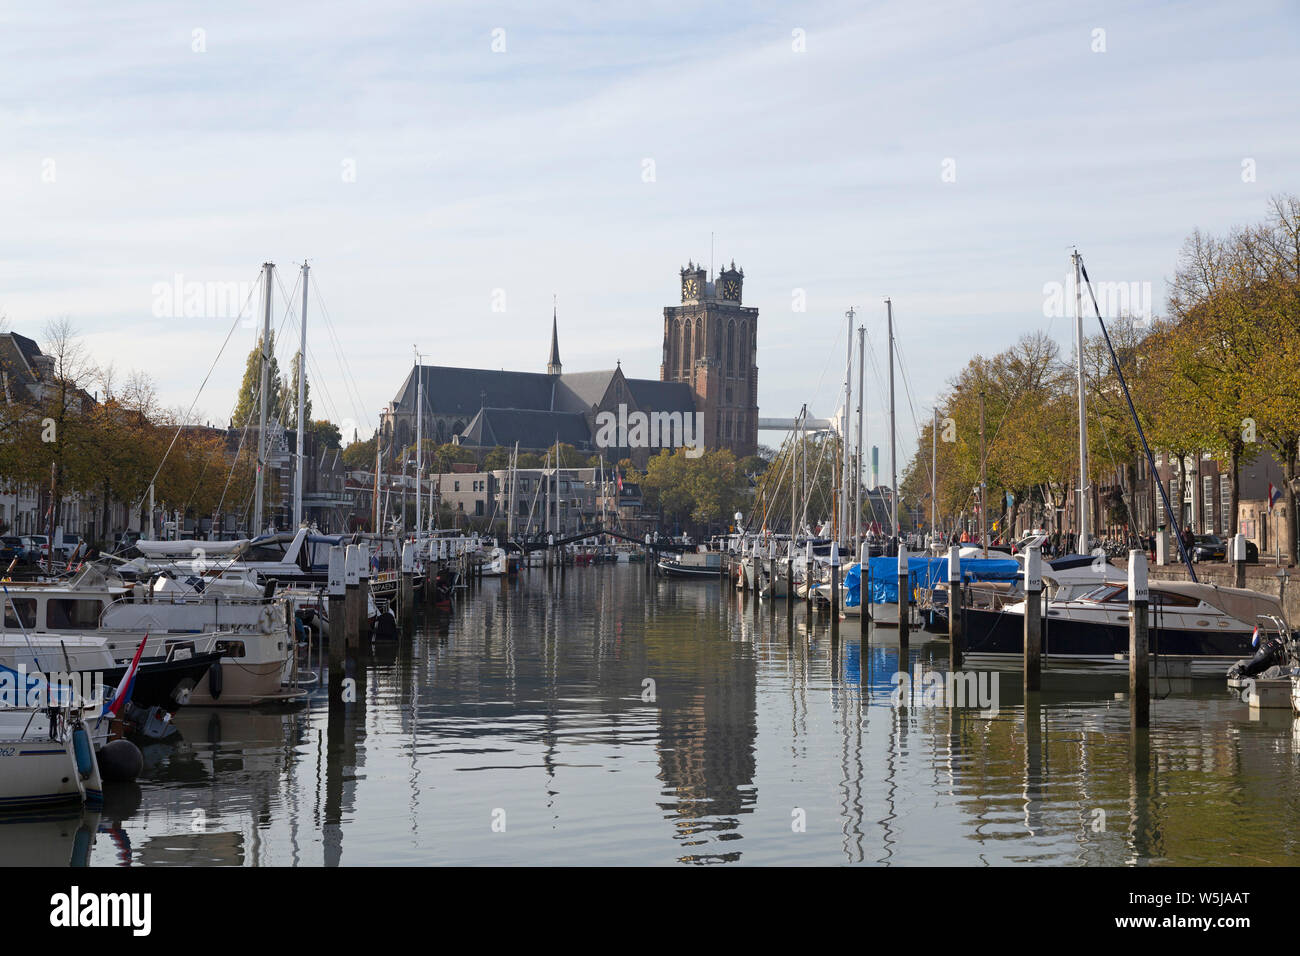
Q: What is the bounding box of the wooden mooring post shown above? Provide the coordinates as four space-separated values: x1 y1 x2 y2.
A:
356 546 371 642
948 545 962 670
1129 549 1150 730
897 542 909 659
829 542 841 638
1231 532 1247 589
327 544 347 708
786 545 795 623
804 541 814 623
400 540 415 637
343 544 362 650
1023 543 1042 691
859 542 869 637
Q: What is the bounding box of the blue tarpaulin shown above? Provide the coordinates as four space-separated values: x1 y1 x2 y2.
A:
843 556 1021 608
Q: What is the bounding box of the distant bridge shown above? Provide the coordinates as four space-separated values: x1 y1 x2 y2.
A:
758 416 834 433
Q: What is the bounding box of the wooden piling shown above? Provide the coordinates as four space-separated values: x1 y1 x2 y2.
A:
400 540 415 638
327 545 346 709
897 543 909 660
343 544 362 650
830 542 841 638
859 543 868 637
947 545 963 670
356 547 371 642
1023 544 1042 691
786 551 794 622
1129 549 1150 730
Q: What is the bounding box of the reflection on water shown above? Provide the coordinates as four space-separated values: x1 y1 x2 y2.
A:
7 564 1300 865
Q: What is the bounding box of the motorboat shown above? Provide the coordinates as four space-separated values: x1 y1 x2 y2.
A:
2 565 304 706
0 699 103 811
962 578 1290 677
658 551 721 580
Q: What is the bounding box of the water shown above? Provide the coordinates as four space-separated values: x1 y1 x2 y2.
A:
11 563 1300 866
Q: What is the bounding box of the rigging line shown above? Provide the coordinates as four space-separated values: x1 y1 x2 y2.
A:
130 266 263 514
272 269 304 427
1079 254 1197 581
308 274 372 431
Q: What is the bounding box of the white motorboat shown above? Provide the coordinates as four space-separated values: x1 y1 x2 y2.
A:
0 701 104 811
3 566 303 706
963 579 1290 677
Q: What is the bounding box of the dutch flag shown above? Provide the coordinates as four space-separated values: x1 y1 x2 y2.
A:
106 635 149 719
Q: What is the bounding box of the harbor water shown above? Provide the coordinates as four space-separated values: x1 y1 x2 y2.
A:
13 563 1300 866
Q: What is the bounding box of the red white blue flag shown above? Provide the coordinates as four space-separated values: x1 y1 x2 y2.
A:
1269 483 1282 514
106 635 148 718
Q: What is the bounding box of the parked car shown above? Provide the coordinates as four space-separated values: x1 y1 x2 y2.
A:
1191 534 1227 563
52 534 81 560
0 536 36 566
1245 539 1260 564
26 534 50 560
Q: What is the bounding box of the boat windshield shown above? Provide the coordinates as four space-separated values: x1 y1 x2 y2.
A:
1079 584 1126 603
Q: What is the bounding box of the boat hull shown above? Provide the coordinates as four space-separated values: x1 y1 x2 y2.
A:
961 605 1256 677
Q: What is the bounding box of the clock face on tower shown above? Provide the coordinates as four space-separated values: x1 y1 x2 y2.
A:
722 278 739 300
682 277 699 300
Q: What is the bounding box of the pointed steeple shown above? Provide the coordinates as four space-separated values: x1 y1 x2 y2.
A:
547 296 562 375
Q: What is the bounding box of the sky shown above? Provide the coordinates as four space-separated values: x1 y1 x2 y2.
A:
3 0 1298 482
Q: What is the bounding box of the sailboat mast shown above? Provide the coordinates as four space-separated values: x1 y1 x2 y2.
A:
254 261 274 536
979 389 988 557
415 349 422 539
790 414 798 543
293 262 308 530
1074 249 1090 552
855 322 865 555
842 307 855 549
931 406 938 544
886 298 898 542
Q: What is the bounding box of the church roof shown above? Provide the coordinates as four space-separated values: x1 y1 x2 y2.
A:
548 310 562 372
553 370 616 412
459 407 592 450
395 365 556 418
625 378 696 414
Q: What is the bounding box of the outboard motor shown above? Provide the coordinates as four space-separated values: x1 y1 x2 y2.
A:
1227 627 1290 680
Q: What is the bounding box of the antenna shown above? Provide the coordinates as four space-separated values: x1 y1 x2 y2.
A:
710 232 714 279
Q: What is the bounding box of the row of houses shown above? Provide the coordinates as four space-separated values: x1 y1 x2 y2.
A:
993 448 1293 559
346 463 653 539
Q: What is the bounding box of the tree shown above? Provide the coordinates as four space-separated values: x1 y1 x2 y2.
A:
284 351 311 427
308 419 342 449
231 332 284 428
342 436 377 468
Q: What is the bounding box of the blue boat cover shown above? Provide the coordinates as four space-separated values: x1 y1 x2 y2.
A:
844 556 1021 607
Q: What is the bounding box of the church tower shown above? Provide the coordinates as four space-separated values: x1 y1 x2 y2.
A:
660 259 758 456
547 301 562 376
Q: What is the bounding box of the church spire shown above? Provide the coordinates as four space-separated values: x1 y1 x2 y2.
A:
547 296 562 375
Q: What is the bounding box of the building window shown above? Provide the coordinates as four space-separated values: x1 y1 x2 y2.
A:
1203 475 1214 534
1219 475 1230 535
454 481 460 492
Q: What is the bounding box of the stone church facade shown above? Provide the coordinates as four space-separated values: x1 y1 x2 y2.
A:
380 263 760 467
